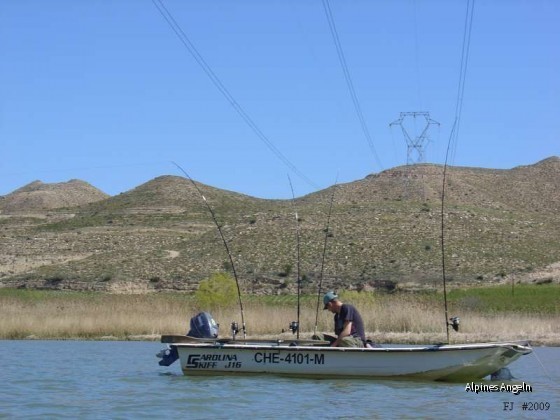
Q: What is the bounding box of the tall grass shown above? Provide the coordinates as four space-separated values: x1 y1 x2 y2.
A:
0 286 558 345
0 290 190 339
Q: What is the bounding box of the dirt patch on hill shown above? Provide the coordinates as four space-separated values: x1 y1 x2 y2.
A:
0 253 94 276
508 261 560 285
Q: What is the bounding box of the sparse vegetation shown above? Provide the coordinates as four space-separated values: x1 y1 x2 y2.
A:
0 159 558 295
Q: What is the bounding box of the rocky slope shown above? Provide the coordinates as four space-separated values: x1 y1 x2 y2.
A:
0 157 558 293
0 179 109 213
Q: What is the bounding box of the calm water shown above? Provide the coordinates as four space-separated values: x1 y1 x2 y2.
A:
0 341 558 419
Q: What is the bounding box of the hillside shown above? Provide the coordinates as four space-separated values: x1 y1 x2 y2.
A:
0 157 558 294
0 179 109 213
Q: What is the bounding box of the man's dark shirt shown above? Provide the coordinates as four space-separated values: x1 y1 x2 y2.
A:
334 303 366 343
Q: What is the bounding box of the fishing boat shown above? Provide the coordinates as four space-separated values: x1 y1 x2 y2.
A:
157 333 532 381
157 312 532 381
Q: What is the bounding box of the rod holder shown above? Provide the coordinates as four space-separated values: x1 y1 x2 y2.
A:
289 321 299 335
231 321 239 340
448 316 460 332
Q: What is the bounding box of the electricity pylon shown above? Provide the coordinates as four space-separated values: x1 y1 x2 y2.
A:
390 112 439 165
390 112 440 200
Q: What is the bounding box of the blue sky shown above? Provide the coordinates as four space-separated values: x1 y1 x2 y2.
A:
1 1 558 199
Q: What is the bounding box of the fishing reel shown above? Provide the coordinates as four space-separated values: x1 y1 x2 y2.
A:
288 321 299 335
448 316 460 332
231 321 239 340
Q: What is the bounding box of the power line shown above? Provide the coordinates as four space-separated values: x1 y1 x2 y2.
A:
152 0 319 190
448 0 476 165
321 0 384 171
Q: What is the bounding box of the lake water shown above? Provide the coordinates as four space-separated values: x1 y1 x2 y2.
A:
0 341 558 419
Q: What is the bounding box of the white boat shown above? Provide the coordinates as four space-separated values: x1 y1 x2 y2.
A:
158 335 532 381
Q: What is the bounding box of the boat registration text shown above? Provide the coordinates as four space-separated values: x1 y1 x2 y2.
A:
185 352 325 369
254 352 325 365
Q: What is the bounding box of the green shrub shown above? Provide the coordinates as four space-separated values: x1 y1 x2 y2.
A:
195 273 238 309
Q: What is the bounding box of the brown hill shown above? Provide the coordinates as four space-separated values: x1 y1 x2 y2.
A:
103 175 256 206
0 179 109 213
0 157 558 293
305 156 560 213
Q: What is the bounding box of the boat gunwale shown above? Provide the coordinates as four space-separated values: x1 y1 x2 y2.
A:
169 340 532 355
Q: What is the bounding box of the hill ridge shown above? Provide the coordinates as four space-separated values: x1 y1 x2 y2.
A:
0 179 109 213
0 156 558 293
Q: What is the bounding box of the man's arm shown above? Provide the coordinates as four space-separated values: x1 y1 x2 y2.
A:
331 320 353 347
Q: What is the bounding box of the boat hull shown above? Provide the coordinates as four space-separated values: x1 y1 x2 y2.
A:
170 341 532 381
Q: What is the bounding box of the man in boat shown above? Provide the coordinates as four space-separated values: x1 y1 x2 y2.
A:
314 291 366 348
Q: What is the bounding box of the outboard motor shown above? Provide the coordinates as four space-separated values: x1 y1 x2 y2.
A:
157 346 179 366
158 312 220 367
187 312 219 339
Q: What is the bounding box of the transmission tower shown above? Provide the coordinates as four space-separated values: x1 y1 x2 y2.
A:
390 112 439 165
390 112 439 200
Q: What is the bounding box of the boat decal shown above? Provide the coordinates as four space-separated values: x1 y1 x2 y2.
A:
254 352 325 365
186 354 241 369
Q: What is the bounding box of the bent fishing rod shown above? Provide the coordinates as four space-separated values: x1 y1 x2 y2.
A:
440 120 463 343
314 180 337 335
172 162 246 339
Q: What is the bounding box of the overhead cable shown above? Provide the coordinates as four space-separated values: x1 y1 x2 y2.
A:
448 0 476 164
152 0 319 190
322 0 384 171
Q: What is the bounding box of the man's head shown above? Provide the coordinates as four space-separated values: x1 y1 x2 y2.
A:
323 291 340 312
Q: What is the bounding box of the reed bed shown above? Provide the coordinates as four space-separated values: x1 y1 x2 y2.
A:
1 287 558 345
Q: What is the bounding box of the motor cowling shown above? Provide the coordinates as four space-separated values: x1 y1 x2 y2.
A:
187 312 219 338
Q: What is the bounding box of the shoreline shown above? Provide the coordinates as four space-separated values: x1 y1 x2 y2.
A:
6 333 559 347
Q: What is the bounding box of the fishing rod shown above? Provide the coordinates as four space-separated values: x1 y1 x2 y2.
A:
440 120 463 344
287 175 301 339
172 162 246 339
440 0 475 343
440 134 452 344
314 180 337 335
